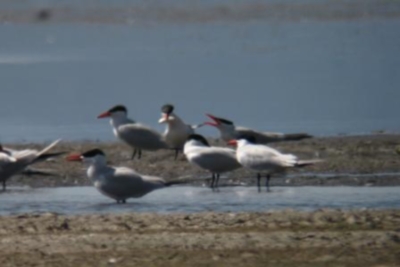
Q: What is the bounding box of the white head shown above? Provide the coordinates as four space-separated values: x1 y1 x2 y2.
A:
158 104 182 125
228 135 257 148
97 105 128 120
66 148 107 165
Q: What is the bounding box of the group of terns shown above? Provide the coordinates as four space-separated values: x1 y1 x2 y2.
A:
1 104 319 204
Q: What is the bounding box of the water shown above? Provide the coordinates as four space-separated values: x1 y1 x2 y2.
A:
0 2 400 142
1 186 399 215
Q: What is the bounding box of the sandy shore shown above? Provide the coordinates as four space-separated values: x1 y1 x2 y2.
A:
6 134 400 188
0 209 399 266
2 135 400 266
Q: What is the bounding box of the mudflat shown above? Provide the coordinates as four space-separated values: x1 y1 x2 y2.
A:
2 135 400 266
7 134 400 188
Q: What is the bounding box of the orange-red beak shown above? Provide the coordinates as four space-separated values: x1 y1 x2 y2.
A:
204 114 220 127
66 153 82 162
227 140 237 146
97 111 111 119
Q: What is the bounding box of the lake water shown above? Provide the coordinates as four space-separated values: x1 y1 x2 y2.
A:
0 186 399 215
0 1 399 142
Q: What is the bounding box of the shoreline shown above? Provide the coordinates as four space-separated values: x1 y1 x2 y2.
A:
2 135 400 266
4 134 400 188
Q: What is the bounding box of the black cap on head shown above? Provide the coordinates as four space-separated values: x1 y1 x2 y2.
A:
161 104 174 115
82 149 105 158
237 135 257 144
108 105 127 113
187 134 210 147
215 116 234 125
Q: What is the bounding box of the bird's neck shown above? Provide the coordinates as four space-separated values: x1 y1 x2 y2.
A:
110 115 134 129
167 114 185 128
87 159 109 181
183 140 207 154
219 126 236 141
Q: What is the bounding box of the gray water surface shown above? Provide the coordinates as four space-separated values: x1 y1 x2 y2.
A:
0 17 399 142
1 186 399 215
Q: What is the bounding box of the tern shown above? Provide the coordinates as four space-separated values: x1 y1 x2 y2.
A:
98 105 168 160
184 134 241 190
228 136 320 192
205 114 312 144
66 148 186 203
159 104 197 160
0 139 64 191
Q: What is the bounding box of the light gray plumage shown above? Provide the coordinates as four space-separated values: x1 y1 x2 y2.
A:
184 134 241 189
98 105 167 160
0 139 62 191
234 138 321 192
159 104 195 159
205 114 312 144
67 149 182 203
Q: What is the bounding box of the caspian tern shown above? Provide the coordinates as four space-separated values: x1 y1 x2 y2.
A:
228 136 320 192
158 104 196 160
0 139 64 191
98 105 168 160
66 148 185 203
205 114 312 144
184 134 241 190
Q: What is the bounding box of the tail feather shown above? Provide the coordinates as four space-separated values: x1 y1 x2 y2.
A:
21 168 56 176
295 159 323 168
34 151 67 163
283 133 313 141
36 139 62 158
164 175 210 186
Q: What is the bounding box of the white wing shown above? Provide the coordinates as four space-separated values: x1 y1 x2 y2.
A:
237 144 298 171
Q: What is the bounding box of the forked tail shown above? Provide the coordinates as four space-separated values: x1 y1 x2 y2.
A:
34 151 67 163
295 159 323 168
164 175 208 187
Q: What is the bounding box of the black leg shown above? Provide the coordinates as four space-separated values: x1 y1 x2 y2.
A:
131 149 137 160
138 149 142 159
2 180 6 191
257 173 261 192
174 149 179 160
207 177 212 187
210 173 215 189
266 174 271 192
215 174 220 190
122 199 126 204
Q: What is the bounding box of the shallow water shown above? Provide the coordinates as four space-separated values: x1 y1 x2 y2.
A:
1 186 399 215
0 11 399 142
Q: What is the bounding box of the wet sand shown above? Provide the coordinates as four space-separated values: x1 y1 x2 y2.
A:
0 209 399 266
6 134 400 188
2 136 400 266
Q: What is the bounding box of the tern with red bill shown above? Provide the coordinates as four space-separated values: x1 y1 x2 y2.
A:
66 149 186 203
228 136 321 192
0 139 64 191
159 104 202 160
184 134 241 190
205 114 312 144
98 105 168 160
